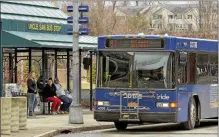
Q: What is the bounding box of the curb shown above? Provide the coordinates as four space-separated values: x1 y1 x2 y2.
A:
33 124 114 137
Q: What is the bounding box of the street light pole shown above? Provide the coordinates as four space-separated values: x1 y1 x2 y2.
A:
69 0 84 124
0 19 3 98
217 1 219 137
0 15 3 137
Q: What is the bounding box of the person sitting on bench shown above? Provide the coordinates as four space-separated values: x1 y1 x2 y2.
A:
42 78 62 115
54 78 72 114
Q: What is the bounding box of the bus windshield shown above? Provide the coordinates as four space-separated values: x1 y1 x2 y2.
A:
97 51 175 89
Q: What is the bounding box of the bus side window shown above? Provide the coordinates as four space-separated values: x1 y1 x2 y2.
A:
210 54 218 84
196 53 209 84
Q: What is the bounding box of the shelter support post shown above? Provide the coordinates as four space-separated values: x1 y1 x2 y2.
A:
14 48 17 83
54 49 57 78
89 51 93 111
9 53 13 82
79 49 82 103
45 54 48 78
42 49 46 114
28 48 32 73
67 50 70 91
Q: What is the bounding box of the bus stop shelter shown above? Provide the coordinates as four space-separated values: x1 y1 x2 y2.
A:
0 1 97 112
2 30 97 91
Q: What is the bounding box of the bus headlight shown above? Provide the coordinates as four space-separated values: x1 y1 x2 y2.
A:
156 102 178 108
156 102 169 108
97 101 103 106
97 101 110 106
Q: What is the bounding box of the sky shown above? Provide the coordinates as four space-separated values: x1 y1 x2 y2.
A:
55 1 198 9
103 1 198 6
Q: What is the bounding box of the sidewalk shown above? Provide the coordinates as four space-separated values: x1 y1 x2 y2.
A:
2 110 113 137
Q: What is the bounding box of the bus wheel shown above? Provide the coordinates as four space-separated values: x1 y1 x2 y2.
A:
182 97 196 130
195 102 201 127
114 122 128 130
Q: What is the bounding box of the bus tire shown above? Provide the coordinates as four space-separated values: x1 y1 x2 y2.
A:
114 122 128 130
195 101 201 127
182 97 196 130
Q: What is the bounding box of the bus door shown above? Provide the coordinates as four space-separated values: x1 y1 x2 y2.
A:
178 52 196 84
178 52 187 84
188 53 196 84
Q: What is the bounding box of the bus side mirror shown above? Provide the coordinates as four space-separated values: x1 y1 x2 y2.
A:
83 57 91 70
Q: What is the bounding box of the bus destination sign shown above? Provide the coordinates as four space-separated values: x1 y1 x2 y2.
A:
105 39 164 49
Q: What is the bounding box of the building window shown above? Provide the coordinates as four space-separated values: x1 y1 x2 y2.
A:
168 23 174 31
168 15 173 19
158 15 162 19
188 15 192 19
153 15 157 19
188 24 192 30
176 24 182 28
175 14 182 19
158 24 162 29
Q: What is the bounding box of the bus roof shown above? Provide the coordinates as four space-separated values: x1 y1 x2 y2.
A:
100 35 218 42
98 34 218 51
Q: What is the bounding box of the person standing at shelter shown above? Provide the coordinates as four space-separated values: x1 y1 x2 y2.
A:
42 78 62 115
27 71 38 116
54 78 72 114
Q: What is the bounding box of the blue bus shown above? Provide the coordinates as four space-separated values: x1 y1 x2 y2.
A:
93 35 218 130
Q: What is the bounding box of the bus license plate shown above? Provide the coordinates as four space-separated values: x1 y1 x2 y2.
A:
123 114 129 118
128 102 138 107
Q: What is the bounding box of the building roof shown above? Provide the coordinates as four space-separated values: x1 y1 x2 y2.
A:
163 4 197 14
153 4 198 15
1 1 67 24
2 31 97 49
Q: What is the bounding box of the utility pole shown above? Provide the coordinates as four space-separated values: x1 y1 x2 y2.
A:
0 16 3 137
217 0 219 136
217 1 219 136
69 0 84 124
0 18 3 98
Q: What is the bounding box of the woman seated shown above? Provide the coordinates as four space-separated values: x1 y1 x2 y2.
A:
42 78 62 115
54 78 72 114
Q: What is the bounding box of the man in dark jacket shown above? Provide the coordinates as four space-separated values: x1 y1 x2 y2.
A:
37 75 47 92
42 78 61 115
27 72 38 116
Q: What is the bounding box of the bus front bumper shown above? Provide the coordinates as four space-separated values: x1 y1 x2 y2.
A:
94 111 177 123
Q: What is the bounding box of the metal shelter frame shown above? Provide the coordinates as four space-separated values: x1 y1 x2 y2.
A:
2 46 95 111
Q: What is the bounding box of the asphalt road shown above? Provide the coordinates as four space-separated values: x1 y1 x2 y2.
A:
55 119 217 137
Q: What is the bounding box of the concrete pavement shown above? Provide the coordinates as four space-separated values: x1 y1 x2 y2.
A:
1 110 114 137
55 119 217 137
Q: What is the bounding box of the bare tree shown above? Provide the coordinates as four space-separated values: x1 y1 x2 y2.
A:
59 0 217 39
136 1 139 6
